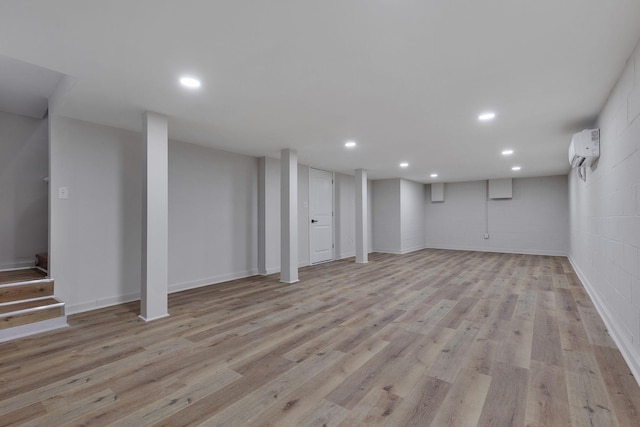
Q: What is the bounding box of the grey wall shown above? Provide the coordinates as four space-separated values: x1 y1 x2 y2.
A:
50 117 143 313
372 179 402 253
335 172 374 259
372 178 425 254
425 176 568 256
168 141 258 292
568 39 640 378
50 117 260 313
400 179 426 253
0 111 49 269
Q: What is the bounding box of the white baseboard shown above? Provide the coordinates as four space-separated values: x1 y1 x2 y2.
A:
0 261 35 271
337 251 355 260
67 292 140 315
372 245 427 255
424 244 566 257
169 269 259 293
568 256 640 387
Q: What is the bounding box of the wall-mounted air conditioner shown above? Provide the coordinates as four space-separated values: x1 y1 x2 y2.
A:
569 129 600 168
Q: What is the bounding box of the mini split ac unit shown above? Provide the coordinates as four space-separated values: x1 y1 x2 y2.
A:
569 129 600 168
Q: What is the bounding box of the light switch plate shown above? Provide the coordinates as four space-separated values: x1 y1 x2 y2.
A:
58 187 69 199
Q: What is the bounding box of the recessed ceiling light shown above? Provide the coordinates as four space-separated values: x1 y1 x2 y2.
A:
501 149 514 156
400 162 409 168
478 112 496 121
512 166 521 171
430 173 438 178
345 140 357 148
179 76 201 89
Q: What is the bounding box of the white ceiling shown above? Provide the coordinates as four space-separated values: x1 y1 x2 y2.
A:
1 1 639 182
0 55 64 119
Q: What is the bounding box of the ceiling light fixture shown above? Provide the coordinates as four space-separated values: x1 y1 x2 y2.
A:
512 166 521 171
478 112 496 121
400 162 409 168
430 173 438 178
179 76 201 89
345 140 357 148
501 149 514 156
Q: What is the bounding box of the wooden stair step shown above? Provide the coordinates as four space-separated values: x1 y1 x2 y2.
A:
0 279 54 303
0 268 46 285
0 297 65 330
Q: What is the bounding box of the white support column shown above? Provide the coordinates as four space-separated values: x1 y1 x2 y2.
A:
280 149 299 283
257 157 267 275
140 112 169 322
355 169 368 263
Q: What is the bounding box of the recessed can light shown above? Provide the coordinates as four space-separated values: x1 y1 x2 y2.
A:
400 162 409 168
478 112 496 121
502 149 514 156
345 140 357 148
180 76 201 88
430 173 438 178
512 166 521 171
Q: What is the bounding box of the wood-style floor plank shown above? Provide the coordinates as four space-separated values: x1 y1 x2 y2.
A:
0 249 638 426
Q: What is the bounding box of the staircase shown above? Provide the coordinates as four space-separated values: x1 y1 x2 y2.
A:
0 268 67 343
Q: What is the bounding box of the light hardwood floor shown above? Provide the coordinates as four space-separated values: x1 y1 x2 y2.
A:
1 249 639 426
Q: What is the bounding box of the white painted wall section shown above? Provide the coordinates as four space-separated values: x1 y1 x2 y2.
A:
0 112 48 269
568 38 640 381
49 117 143 314
425 177 567 256
168 141 257 291
400 179 425 253
372 179 402 253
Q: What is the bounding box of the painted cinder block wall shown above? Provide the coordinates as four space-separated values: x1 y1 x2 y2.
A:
568 38 640 378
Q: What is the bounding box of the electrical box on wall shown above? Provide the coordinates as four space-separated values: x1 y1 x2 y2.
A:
488 178 512 199
431 182 444 202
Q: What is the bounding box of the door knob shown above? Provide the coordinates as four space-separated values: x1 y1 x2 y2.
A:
311 219 318 223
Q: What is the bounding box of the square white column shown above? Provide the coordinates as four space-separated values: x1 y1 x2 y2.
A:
141 112 169 321
355 168 368 263
281 149 299 283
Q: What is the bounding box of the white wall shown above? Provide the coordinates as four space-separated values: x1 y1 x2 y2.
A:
0 111 48 269
425 176 568 256
568 39 640 379
50 117 143 313
335 172 374 259
400 179 426 253
50 117 260 313
372 179 402 253
168 141 258 292
335 172 355 259
425 180 486 250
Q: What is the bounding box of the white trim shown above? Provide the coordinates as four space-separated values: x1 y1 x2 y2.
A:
337 251 356 260
0 316 67 343
373 245 427 255
139 313 170 323
0 264 35 272
0 295 56 308
568 256 640 387
168 269 258 293
0 301 65 318
0 278 53 289
66 292 140 315
424 244 566 257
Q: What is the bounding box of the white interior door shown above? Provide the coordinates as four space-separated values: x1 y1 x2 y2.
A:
309 168 334 264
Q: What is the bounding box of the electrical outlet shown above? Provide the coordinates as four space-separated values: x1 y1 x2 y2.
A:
484 233 489 239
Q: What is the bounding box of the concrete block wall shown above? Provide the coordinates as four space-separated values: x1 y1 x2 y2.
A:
568 38 640 379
